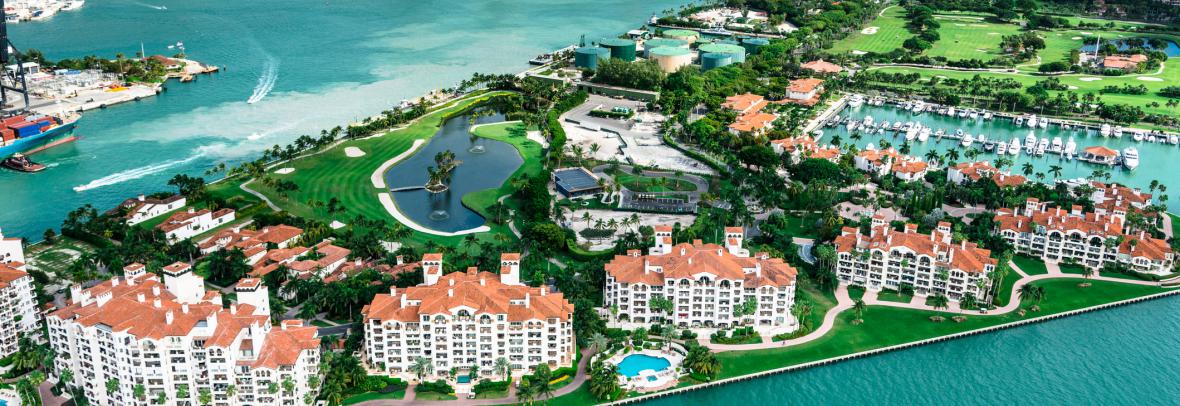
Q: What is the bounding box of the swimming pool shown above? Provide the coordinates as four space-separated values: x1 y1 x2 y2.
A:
616 354 672 377
457 375 471 384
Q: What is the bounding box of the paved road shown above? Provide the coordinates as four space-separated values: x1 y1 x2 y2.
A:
701 285 853 351
793 237 816 265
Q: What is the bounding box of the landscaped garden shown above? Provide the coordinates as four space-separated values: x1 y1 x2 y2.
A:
1012 255 1050 275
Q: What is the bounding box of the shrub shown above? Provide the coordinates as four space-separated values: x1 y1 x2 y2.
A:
417 380 454 394
472 380 510 395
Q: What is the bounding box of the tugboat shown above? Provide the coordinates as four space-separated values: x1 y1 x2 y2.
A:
2 153 45 172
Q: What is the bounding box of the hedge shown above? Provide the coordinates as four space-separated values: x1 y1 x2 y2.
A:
472 379 510 394
416 379 454 395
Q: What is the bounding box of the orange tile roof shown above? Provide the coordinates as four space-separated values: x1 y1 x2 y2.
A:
729 111 777 133
0 264 27 289
801 59 842 74
722 93 767 113
363 268 573 323
1084 145 1118 157
253 321 320 369
788 78 824 93
606 241 797 287
833 225 997 273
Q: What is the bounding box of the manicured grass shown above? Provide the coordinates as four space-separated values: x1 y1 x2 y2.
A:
237 91 520 249
830 6 913 54
712 278 1164 379
925 12 1023 62
25 236 96 277
876 289 912 303
1169 213 1180 239
414 391 458 401
847 285 866 301
608 170 698 193
474 390 509 399
461 121 546 224
776 213 821 239
545 385 598 406
1058 262 1089 275
135 206 186 230
343 390 405 404
992 271 1021 307
310 319 334 328
1011 255 1049 275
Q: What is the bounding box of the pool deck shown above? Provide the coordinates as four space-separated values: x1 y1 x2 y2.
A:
604 347 686 392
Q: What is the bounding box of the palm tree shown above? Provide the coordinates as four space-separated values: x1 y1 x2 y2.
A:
410 356 433 381
852 299 867 323
589 333 609 353
1049 164 1063 178
1021 162 1034 177
494 357 511 381
929 294 949 311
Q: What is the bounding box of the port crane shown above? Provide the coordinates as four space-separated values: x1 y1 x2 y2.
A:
0 0 31 111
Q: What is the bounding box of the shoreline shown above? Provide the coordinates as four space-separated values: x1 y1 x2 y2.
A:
610 287 1180 405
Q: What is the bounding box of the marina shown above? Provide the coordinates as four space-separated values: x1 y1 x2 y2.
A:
819 99 1180 199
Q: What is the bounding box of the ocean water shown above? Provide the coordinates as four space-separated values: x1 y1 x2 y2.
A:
0 0 682 238
646 295 1180 405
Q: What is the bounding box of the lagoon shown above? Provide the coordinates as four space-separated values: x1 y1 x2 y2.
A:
383 112 519 233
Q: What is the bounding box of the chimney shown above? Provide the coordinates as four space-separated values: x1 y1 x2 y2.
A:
182 303 190 314
152 286 161 296
230 304 238 315
524 292 531 308
396 255 404 265
165 310 174 325
137 293 146 302
111 277 120 287
153 299 162 308
480 277 486 286
448 288 453 297
186 207 195 214
390 287 397 296
449 278 455 286
540 287 548 296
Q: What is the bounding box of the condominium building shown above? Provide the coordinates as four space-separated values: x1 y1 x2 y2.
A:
0 230 39 357
722 93 778 135
770 136 841 164
46 264 321 406
362 253 575 379
854 148 929 181
995 198 1175 275
107 194 187 225
833 216 997 301
157 208 236 244
604 226 799 331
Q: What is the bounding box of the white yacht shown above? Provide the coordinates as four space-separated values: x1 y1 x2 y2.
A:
1015 116 1024 126
1024 132 1038 152
892 122 903 131
1039 119 1048 129
1027 115 1038 128
1170 134 1179 145
1122 147 1140 170
958 109 969 118
1101 124 1113 137
905 124 920 141
1133 130 1145 142
983 111 993 120
1050 137 1063 153
846 120 858 131
1064 137 1078 157
961 134 974 147
997 142 1008 155
946 107 956 117
1010 138 1022 156
863 116 875 127
970 111 979 119
912 101 925 113
1113 127 1124 138
918 127 931 142
848 95 865 108
1036 138 1049 156
63 1 85 11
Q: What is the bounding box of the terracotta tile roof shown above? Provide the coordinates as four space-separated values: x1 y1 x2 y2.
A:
994 201 1171 261
788 78 824 93
729 111 777 133
423 253 443 262
501 253 521 261
606 241 798 287
892 159 928 175
1102 54 1147 69
363 269 573 323
801 59 842 74
1084 145 1118 157
833 225 997 274
721 93 766 114
0 264 27 288
253 320 320 369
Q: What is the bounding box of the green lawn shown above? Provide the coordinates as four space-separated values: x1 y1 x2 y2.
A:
847 285 866 301
234 91 522 249
1011 255 1049 275
608 170 699 193
876 289 912 303
413 391 458 401
831 6 913 54
343 390 405 405
712 278 1163 379
925 12 1024 61
775 213 821 239
1169 213 1180 239
474 390 509 399
1058 262 1088 275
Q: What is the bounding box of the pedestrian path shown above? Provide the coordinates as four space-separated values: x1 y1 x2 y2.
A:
700 285 854 351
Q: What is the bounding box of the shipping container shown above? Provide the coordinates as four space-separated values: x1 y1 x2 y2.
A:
2 116 27 126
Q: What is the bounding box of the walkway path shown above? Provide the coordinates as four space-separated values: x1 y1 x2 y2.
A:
354 348 595 406
1163 214 1174 240
700 285 854 351
240 179 279 211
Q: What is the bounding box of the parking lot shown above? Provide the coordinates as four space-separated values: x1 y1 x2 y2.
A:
561 94 715 175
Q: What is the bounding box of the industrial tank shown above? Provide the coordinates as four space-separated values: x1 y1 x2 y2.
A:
599 38 637 62
697 43 746 63
700 52 733 71
661 29 700 44
643 38 688 57
574 47 610 70
741 38 770 55
648 46 693 73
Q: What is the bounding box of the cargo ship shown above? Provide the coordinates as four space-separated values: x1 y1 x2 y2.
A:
0 113 80 159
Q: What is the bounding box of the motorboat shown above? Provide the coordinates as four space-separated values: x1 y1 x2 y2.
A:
954 128 965 138
1039 119 1048 129
1050 137 1063 153
1170 134 1179 145
983 111 993 120
1122 147 1139 170
905 124 920 141
958 109 969 118
984 141 996 152
912 101 925 113
1015 116 1024 126
946 107 956 117
918 127 931 142
1027 115 1038 128
846 120 858 131
892 121 903 131
1113 127 1124 138
863 116 874 127
1010 138 1022 156
961 133 974 147
1101 124 1113 137
970 111 979 119
1025 132 1037 151
1064 137 1078 157
1133 130 1145 142
1036 138 1048 156
848 94 865 108
996 142 1008 155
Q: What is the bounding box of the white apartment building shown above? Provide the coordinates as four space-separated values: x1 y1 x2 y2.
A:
854 147 928 181
362 253 575 380
833 216 997 301
46 264 321 406
0 228 25 265
946 161 1026 188
108 194 187 225
995 198 1175 275
157 208 236 244
603 226 799 332
0 261 40 358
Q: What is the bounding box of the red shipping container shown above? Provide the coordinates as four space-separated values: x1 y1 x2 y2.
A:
0 129 14 142
2 116 27 126
9 121 36 129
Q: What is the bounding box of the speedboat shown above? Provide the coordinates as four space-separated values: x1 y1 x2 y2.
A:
846 120 858 131
954 128 965 138
946 107 956 117
1113 127 1124 138
863 116 874 127
983 111 993 120
1050 137 1063 153
848 94 865 108
970 111 979 119
1027 115 1038 128
1064 137 1078 157
1025 132 1037 150
1133 130 1145 142
958 109 969 118
1101 124 1113 137
996 142 1008 155
1123 147 1139 170
961 134 974 147
1039 119 1048 129
1015 116 1024 126
1170 134 1179 145
892 121 903 131
905 124 920 141
1010 138 1022 156
918 127 931 142
1036 138 1048 156
984 141 996 152
912 101 925 113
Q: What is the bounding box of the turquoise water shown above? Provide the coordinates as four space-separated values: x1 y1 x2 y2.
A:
827 104 1179 206
383 113 520 232
646 296 1180 405
0 0 686 239
616 354 672 377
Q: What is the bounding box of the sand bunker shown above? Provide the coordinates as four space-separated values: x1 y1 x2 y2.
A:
1078 77 1102 82
1071 36 1083 40
851 50 868 55
274 167 295 175
330 220 346 229
1068 85 1079 90
987 32 1000 35
1138 76 1164 82
1080 31 1093 35
344 146 366 157
861 26 879 35
955 23 966 26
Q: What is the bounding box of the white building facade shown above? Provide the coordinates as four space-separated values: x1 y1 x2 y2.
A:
362 253 575 380
604 227 799 332
46 265 321 406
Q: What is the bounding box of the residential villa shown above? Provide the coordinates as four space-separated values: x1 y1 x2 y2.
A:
107 194 187 225
947 161 1027 188
994 198 1175 275
800 59 842 74
784 78 824 106
1101 54 1148 71
157 207 236 244
362 253 576 380
854 147 929 180
1085 180 1154 215
832 216 997 301
46 264 321 406
603 226 799 333
0 233 39 358
722 93 778 135
770 136 841 163
198 224 304 256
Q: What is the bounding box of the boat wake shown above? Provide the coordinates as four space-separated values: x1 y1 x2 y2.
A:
72 154 201 192
132 2 167 10
247 58 278 104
